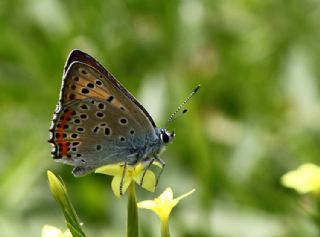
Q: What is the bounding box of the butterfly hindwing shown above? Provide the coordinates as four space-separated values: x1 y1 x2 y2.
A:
50 99 145 170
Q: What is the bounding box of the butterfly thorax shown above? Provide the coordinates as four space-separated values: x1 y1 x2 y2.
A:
132 128 174 164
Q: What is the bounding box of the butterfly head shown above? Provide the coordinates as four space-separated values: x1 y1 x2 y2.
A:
160 128 175 145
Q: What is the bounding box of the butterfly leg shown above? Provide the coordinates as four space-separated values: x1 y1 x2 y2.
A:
120 162 127 196
154 155 165 186
139 158 155 186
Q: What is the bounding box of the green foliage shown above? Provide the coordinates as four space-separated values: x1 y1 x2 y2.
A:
1 0 320 236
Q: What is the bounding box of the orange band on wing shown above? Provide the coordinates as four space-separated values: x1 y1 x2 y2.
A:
55 109 74 157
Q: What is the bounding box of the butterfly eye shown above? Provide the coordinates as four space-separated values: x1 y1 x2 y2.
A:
160 131 170 144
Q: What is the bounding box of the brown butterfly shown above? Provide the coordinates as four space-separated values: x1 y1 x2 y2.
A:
48 50 178 177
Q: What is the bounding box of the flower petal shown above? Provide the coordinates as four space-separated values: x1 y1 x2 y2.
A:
176 189 196 202
133 163 145 173
63 229 72 237
111 176 132 198
153 161 163 168
134 170 156 192
41 225 63 237
158 188 173 202
137 200 157 210
95 163 124 176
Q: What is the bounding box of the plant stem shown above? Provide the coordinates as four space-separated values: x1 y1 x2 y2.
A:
161 219 170 237
127 182 139 237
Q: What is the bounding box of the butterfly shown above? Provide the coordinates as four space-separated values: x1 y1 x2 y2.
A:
49 50 199 183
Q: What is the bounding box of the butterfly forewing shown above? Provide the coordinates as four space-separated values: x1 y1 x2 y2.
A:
63 50 156 128
60 62 155 132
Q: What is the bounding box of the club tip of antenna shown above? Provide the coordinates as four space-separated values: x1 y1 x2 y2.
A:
194 85 200 93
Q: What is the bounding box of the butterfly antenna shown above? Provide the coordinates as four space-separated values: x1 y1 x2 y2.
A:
167 85 200 124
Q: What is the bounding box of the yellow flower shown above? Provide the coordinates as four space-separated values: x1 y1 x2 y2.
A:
41 225 72 237
137 187 195 223
95 163 156 197
281 163 320 194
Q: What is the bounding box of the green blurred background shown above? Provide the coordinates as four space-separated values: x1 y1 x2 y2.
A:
1 0 320 236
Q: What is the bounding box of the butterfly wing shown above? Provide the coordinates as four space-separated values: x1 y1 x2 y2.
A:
63 49 156 128
49 99 145 175
49 51 158 175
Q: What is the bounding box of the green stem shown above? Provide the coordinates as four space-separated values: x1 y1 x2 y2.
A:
127 182 138 237
161 219 170 237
